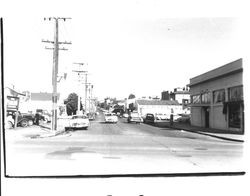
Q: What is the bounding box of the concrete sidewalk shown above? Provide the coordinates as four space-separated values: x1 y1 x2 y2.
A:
156 121 244 143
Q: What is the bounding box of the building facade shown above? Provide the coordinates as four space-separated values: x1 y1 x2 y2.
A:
135 99 183 118
161 87 190 113
25 92 60 113
4 87 26 112
189 59 244 134
162 88 190 103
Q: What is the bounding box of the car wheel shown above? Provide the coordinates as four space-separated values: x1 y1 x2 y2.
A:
28 120 33 126
6 121 13 129
20 119 29 127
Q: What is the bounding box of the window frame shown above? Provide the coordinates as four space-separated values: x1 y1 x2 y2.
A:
213 89 225 104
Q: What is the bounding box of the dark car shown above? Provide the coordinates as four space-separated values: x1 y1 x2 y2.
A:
36 109 52 122
87 112 96 120
143 113 155 124
112 108 124 117
7 110 35 127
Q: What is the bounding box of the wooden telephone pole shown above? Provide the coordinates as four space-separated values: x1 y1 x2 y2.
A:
42 17 71 131
72 62 87 114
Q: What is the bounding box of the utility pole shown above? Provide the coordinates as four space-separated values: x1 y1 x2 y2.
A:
91 84 94 112
88 83 92 113
72 62 86 114
42 17 71 132
84 73 88 112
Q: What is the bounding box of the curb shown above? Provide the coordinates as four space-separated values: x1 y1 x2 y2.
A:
36 125 71 138
39 124 51 130
170 126 244 143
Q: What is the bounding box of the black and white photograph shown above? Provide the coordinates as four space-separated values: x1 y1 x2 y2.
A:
1 0 249 196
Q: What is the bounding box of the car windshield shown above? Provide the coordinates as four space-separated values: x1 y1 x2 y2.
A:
105 113 115 116
72 115 87 119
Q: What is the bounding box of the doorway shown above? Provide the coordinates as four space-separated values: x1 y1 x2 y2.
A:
204 107 210 128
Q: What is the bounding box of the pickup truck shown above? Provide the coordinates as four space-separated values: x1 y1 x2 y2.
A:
7 110 35 128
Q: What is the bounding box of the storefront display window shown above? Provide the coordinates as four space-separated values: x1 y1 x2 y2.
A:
229 86 243 101
192 95 200 104
213 89 225 103
201 92 210 103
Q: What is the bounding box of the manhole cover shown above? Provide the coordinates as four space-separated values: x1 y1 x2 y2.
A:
195 147 208 151
176 154 192 157
103 156 121 159
26 134 40 139
185 136 196 139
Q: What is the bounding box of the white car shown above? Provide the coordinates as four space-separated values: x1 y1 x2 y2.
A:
155 113 169 121
123 113 129 118
66 115 90 130
104 113 118 123
127 112 143 123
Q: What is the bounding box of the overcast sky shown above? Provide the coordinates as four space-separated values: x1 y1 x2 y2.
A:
2 1 248 101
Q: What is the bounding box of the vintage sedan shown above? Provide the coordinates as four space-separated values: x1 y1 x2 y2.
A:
7 110 35 127
127 112 143 124
155 113 169 121
65 115 90 130
143 113 155 124
104 113 118 123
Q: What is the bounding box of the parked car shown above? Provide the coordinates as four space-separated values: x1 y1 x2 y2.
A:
123 113 129 118
7 110 35 127
65 115 90 130
104 113 118 123
155 113 168 121
175 114 191 123
143 113 155 124
112 108 124 117
87 112 96 120
36 109 52 122
127 112 143 124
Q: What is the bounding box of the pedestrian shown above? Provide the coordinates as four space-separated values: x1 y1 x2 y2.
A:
35 112 40 125
170 114 173 126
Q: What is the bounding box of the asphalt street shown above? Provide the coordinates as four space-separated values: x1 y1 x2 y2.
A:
4 113 244 176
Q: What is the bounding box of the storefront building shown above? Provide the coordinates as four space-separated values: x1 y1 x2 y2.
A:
189 59 244 134
135 99 183 118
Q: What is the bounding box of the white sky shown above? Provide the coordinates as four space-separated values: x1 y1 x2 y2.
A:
1 0 249 101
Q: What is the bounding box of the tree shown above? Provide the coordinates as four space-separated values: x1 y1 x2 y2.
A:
128 94 135 99
64 93 81 116
128 94 136 112
128 103 136 112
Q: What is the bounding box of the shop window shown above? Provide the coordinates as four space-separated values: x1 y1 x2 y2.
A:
191 95 200 104
213 89 225 103
201 92 210 103
229 86 243 101
228 103 241 128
